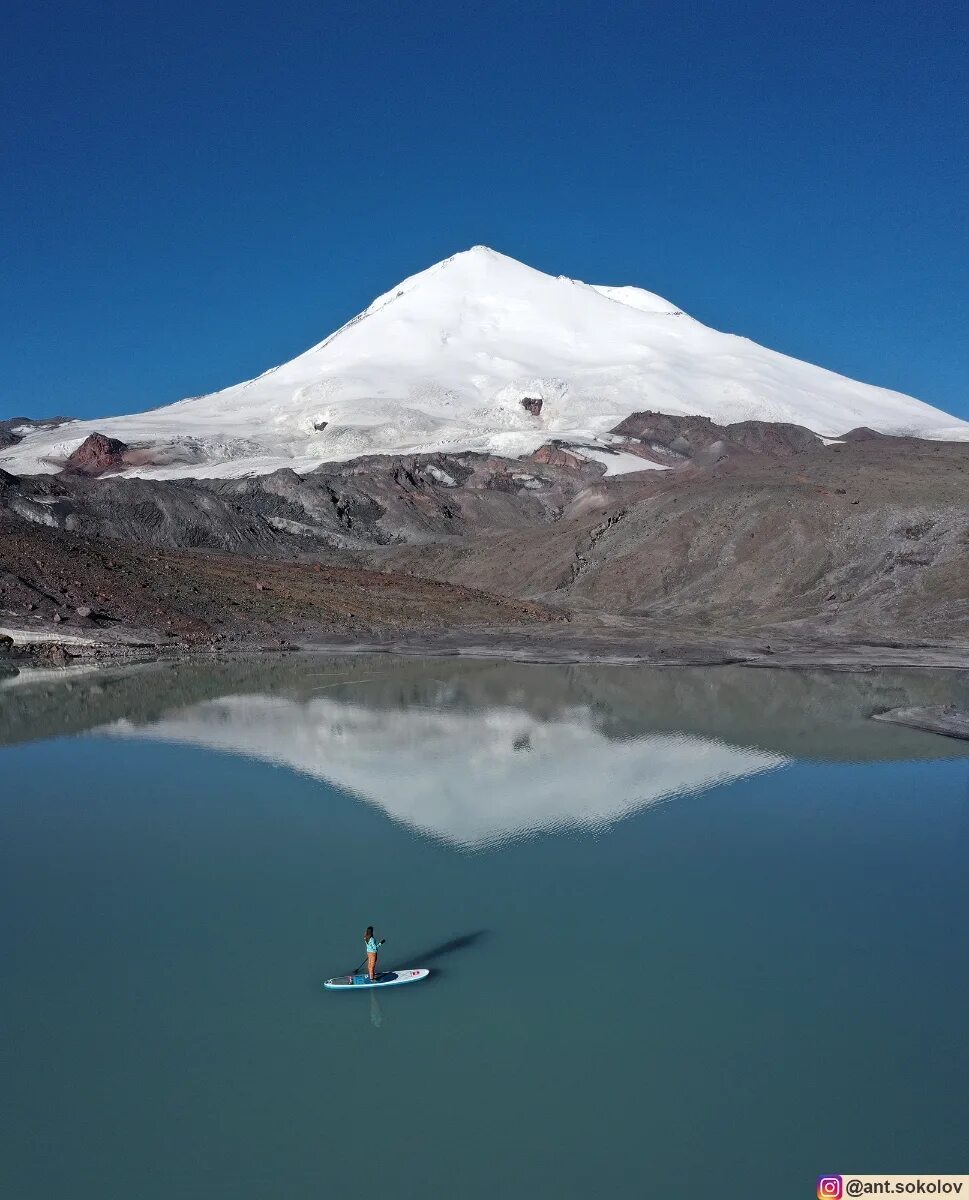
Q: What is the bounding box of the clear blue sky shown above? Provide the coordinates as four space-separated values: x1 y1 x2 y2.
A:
2 0 966 422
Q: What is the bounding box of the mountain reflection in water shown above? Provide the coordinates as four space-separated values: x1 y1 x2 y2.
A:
104 693 786 846
4 654 968 849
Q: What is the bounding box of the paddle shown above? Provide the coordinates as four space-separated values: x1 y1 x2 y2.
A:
351 939 385 975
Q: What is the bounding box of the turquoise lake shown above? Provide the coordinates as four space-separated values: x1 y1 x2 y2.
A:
2 656 968 1198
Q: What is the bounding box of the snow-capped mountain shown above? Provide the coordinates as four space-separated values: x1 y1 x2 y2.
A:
5 246 967 479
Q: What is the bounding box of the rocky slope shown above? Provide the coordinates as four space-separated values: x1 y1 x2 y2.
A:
377 429 969 640
0 510 557 660
2 414 968 659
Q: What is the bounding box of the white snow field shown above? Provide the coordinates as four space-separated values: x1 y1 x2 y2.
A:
4 246 967 479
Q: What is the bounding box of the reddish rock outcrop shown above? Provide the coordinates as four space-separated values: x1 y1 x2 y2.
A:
530 443 588 470
63 433 130 477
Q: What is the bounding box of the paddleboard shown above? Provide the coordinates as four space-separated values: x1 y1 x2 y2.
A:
324 969 429 990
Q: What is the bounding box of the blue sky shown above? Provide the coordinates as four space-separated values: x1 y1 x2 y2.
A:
2 0 966 422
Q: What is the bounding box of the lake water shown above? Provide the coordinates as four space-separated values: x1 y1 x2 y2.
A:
2 656 968 1198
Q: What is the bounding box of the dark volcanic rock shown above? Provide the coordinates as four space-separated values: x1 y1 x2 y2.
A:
872 705 969 741
520 397 543 416
64 433 130 477
0 415 72 449
0 422 25 450
842 427 884 442
611 411 725 452
725 421 820 455
612 411 819 459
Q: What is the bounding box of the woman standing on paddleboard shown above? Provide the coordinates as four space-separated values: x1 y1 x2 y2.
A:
365 926 380 982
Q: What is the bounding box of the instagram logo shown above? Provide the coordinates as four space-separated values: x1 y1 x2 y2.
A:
817 1177 842 1199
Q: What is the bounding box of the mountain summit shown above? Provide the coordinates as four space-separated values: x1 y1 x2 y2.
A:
5 247 967 478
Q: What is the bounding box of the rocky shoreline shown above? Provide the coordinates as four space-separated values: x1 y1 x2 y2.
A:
5 617 969 674
298 634 969 671
872 704 969 740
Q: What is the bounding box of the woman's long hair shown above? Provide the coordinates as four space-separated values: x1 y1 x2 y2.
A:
365 926 374 942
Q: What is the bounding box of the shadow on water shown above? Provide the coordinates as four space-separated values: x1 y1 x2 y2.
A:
385 929 489 975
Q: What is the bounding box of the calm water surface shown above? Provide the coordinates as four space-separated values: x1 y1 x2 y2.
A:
2 657 968 1198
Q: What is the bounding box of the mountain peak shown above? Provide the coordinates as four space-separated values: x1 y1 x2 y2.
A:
377 246 681 318
360 245 680 331
355 244 561 326
3 249 967 480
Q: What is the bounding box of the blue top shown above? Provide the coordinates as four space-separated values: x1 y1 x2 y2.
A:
366 937 379 953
